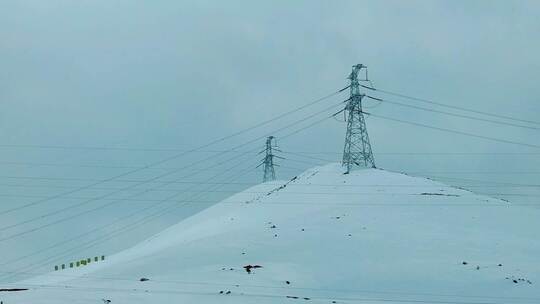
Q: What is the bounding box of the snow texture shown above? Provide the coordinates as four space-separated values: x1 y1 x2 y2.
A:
2 164 539 303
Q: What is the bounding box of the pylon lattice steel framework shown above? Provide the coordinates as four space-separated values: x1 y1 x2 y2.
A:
342 64 376 173
258 136 282 182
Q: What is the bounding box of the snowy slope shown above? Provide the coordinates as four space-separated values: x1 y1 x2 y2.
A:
2 164 539 304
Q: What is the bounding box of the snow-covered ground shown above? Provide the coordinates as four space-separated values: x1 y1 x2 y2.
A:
2 163 539 303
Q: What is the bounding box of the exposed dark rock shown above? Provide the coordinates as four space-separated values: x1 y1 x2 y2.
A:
420 192 459 197
243 264 263 273
285 295 310 300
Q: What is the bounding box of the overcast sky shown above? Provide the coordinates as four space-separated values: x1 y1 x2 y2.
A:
1 0 539 281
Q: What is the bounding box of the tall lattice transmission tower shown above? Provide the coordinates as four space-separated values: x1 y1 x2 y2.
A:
341 64 376 173
258 136 282 182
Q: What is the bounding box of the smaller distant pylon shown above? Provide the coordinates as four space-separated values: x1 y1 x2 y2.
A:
257 136 283 182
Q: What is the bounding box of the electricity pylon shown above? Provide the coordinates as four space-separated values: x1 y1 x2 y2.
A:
257 136 283 182
341 64 376 173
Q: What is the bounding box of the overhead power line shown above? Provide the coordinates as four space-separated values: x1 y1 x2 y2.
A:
280 113 334 141
0 145 255 152
361 84 540 126
1 192 538 202
0 99 347 243
0 156 260 281
365 95 540 130
0 156 259 275
0 88 347 153
0 151 253 237
259 151 540 155
0 176 537 188
0 88 345 216
1 175 538 193
4 159 264 280
365 112 540 149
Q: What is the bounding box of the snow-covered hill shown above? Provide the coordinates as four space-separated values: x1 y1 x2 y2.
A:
2 164 539 303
